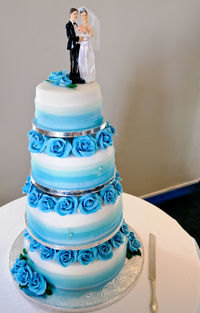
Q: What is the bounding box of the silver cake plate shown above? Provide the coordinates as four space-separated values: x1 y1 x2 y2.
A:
9 229 144 312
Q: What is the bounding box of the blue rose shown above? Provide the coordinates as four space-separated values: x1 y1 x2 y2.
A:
48 70 72 87
106 122 116 135
113 180 123 195
24 229 32 240
97 242 113 261
22 176 33 194
11 258 27 278
55 196 78 216
29 238 42 252
46 138 72 158
110 231 124 248
40 246 55 261
27 187 42 208
38 194 57 213
78 194 101 214
77 248 98 265
28 129 36 140
127 232 141 253
56 250 77 267
96 129 113 149
28 272 47 296
116 171 122 181
120 220 130 236
16 265 33 286
72 136 97 157
60 75 72 87
28 130 47 153
100 185 117 205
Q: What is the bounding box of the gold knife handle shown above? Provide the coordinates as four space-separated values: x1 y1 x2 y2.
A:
150 279 158 313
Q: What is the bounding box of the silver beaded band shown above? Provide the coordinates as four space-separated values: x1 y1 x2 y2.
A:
32 121 107 138
30 172 117 197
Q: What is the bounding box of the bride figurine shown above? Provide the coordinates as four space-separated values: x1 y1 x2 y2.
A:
77 7 100 83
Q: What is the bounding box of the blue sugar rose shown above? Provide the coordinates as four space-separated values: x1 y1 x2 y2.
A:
78 194 101 215
72 136 97 157
110 231 124 248
24 229 32 240
120 220 130 236
16 265 33 286
28 130 47 153
11 258 27 278
100 185 117 205
115 171 122 181
49 71 64 85
38 194 57 213
60 75 73 87
55 196 78 215
28 272 47 296
106 122 116 135
56 250 77 267
27 187 42 208
127 232 141 253
48 70 72 87
28 129 36 140
97 242 113 261
22 176 33 194
29 238 42 252
46 138 72 158
112 180 123 195
40 246 55 261
96 129 113 149
77 248 98 265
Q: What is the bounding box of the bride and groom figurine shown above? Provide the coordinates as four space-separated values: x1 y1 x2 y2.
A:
66 7 99 84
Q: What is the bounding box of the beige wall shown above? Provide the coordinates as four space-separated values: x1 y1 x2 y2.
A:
1 0 200 205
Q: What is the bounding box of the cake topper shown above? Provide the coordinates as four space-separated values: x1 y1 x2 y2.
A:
66 7 100 84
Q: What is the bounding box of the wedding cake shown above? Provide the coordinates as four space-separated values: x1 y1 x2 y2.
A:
10 7 141 299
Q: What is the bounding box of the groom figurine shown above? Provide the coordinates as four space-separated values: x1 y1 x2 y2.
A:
66 8 85 84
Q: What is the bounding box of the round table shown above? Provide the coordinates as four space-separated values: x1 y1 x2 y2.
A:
0 194 199 313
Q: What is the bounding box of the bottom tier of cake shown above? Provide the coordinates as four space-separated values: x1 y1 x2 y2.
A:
11 223 142 294
24 237 127 291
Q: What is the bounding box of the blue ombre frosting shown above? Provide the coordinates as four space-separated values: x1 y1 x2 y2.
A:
34 109 103 132
26 197 123 247
31 147 115 191
34 81 103 132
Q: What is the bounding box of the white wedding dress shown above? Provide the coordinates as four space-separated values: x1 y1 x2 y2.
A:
78 28 95 83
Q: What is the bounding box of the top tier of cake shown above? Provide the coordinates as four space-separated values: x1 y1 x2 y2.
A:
34 81 103 132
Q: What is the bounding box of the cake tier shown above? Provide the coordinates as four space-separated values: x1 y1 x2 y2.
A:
24 233 128 291
31 147 115 191
34 81 103 132
26 195 123 248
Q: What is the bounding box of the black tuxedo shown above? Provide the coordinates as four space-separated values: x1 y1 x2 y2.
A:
66 21 83 83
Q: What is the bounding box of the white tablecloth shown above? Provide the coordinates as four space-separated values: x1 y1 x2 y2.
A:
0 194 199 313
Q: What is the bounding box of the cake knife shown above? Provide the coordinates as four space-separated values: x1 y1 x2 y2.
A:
148 233 158 313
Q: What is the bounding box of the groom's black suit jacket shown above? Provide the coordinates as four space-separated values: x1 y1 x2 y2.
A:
66 21 79 50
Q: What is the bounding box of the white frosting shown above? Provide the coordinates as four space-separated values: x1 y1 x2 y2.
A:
35 81 102 114
27 196 122 229
24 238 127 277
31 146 115 171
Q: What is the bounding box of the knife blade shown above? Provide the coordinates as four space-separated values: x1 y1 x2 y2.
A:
148 233 158 312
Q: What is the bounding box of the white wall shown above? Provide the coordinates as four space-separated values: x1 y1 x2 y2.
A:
1 0 200 205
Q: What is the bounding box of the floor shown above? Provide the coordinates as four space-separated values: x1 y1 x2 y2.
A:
146 188 200 247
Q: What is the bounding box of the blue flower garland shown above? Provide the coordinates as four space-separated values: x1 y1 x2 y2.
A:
28 122 116 158
22 173 123 216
